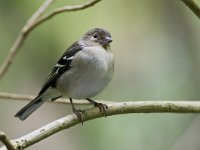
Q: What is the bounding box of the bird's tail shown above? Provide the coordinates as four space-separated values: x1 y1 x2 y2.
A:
15 96 45 121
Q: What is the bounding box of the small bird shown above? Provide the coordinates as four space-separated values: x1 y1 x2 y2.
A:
15 28 114 122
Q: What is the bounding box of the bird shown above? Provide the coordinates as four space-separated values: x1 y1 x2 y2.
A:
15 28 114 122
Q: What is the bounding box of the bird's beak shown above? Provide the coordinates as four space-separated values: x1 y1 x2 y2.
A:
101 37 113 46
105 37 113 43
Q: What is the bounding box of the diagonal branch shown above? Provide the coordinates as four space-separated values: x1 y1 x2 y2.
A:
180 0 200 19
0 0 55 80
25 0 55 27
27 0 102 33
0 101 200 150
0 0 102 80
0 132 15 150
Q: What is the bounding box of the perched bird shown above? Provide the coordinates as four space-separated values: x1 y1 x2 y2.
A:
15 28 114 122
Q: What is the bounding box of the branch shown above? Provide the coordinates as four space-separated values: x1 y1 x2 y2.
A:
25 0 55 27
0 101 200 150
0 132 15 150
180 0 200 19
28 0 102 32
0 0 54 80
0 0 102 80
0 92 112 105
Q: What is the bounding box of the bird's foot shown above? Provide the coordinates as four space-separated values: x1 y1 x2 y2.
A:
94 102 108 116
72 108 85 125
86 98 108 117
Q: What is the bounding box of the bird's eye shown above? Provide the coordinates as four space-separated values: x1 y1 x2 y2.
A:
93 33 98 38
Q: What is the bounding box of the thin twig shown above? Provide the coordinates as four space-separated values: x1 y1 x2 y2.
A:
180 0 200 19
0 0 55 80
0 101 200 150
0 0 102 80
0 132 16 150
29 0 102 31
0 92 113 105
25 0 55 27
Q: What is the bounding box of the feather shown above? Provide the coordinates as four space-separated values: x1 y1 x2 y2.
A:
15 95 44 120
39 42 84 95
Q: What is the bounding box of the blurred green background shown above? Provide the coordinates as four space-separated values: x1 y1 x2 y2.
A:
1 0 200 149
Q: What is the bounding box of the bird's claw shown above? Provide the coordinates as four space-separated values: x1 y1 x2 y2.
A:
72 109 85 125
94 102 108 117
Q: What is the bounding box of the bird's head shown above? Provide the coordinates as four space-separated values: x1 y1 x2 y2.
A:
80 28 112 49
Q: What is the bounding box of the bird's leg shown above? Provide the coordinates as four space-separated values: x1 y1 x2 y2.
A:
69 98 84 124
85 98 108 116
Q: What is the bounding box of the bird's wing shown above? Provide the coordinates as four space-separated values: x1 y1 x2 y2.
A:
38 41 84 95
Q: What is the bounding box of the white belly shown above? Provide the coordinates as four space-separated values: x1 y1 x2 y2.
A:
56 46 114 99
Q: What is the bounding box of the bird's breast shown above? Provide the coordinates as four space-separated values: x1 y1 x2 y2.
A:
57 46 114 99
